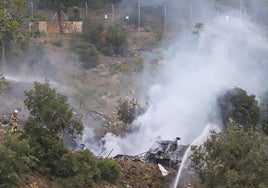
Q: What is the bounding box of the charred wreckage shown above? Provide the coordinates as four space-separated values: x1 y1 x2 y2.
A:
113 137 188 170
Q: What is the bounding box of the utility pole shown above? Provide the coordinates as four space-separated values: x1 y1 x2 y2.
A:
163 3 166 33
240 0 243 18
138 3 141 31
189 5 192 24
112 3 114 24
85 2 88 17
30 1 33 20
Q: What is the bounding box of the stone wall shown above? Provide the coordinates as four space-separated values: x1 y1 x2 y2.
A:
38 21 82 33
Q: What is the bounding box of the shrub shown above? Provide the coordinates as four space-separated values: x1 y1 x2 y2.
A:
75 42 99 69
190 123 268 188
53 39 62 47
55 153 78 178
0 74 8 90
68 7 81 21
109 62 131 74
217 87 260 130
81 21 105 50
0 137 34 187
81 22 128 56
56 150 101 187
131 57 144 72
104 25 128 55
98 158 121 183
117 98 144 124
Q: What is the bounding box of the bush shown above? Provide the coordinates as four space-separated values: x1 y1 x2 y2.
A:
217 87 260 130
56 150 101 187
53 39 62 47
81 22 128 56
0 74 8 90
190 123 268 188
75 42 99 69
132 57 144 72
117 98 144 124
55 152 78 178
109 62 130 74
104 25 128 55
68 7 81 21
82 21 105 50
98 158 121 183
0 137 34 187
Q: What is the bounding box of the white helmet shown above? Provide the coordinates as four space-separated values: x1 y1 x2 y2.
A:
14 110 18 113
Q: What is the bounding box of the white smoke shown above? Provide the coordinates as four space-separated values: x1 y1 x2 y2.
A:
102 14 268 156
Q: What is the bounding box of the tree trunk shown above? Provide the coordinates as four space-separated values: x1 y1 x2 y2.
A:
1 39 6 65
57 10 63 33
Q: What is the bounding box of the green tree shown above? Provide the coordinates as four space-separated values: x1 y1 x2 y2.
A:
190 123 268 188
0 0 28 64
82 21 105 50
217 87 260 130
105 24 128 55
24 80 83 137
68 7 81 21
22 81 83 175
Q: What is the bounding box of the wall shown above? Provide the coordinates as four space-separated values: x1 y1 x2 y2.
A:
38 21 82 33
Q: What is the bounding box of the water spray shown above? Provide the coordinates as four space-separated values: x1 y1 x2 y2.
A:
173 124 216 188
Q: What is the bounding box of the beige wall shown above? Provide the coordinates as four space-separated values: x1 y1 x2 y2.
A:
38 21 82 33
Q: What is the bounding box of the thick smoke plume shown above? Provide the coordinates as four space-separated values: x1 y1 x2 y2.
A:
102 10 268 156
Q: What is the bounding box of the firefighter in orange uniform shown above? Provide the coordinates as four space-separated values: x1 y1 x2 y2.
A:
10 110 18 134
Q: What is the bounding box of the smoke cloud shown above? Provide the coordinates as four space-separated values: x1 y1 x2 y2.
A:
102 11 268 156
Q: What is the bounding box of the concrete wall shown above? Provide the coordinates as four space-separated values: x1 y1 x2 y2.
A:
38 21 82 33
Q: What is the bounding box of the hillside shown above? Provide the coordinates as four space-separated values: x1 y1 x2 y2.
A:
2 1 268 188
0 6 175 187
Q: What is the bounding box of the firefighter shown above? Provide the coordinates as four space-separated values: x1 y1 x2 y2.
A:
169 137 181 152
163 137 180 155
10 110 18 134
80 143 85 150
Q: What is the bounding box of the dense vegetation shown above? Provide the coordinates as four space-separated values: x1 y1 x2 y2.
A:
217 87 260 131
0 81 121 187
72 22 128 69
190 123 268 188
0 0 29 64
190 87 268 187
